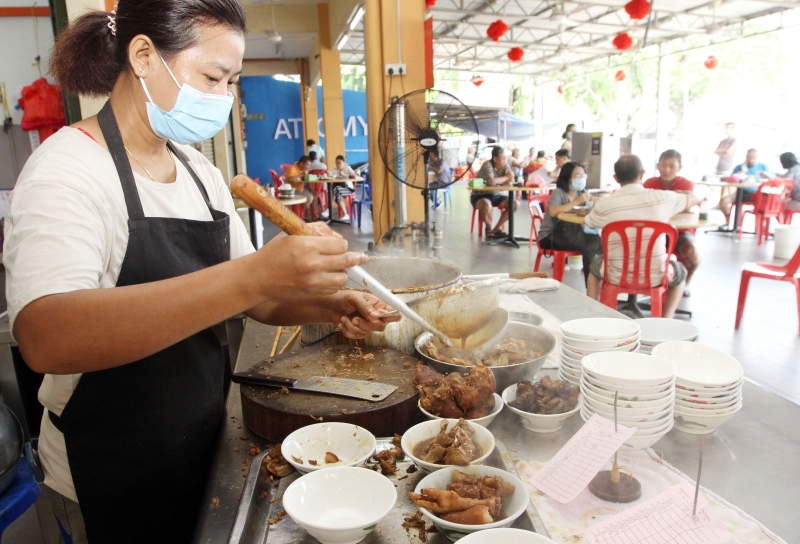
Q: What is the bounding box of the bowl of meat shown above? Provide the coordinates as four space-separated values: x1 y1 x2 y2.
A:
413 362 502 427
415 322 557 393
502 377 580 433
401 418 495 473
409 466 529 541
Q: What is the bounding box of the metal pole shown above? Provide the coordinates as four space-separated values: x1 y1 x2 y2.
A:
393 101 408 229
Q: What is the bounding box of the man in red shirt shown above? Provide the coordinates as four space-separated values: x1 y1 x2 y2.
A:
643 149 700 294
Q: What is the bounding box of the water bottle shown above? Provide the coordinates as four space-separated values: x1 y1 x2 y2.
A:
699 199 709 221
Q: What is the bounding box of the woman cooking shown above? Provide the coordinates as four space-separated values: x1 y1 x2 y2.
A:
4 1 398 543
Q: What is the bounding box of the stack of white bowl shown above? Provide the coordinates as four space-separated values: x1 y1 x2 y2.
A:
558 318 641 387
579 351 676 450
634 318 699 354
651 341 744 435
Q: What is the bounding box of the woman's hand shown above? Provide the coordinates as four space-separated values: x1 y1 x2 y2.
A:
577 192 591 205
330 291 402 339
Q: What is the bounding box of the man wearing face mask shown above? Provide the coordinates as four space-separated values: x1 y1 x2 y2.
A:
4 2 400 543
536 161 601 284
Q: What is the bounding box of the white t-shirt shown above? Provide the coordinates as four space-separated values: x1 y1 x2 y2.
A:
3 127 255 501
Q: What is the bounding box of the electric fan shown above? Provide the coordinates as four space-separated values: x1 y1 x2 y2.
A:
377 89 479 236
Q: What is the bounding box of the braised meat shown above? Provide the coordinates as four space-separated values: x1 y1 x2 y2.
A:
414 363 496 420
423 337 545 368
412 419 481 466
508 376 579 415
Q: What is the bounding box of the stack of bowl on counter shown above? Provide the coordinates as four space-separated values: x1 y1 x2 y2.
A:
579 351 676 450
652 341 744 435
558 318 641 387
634 317 699 355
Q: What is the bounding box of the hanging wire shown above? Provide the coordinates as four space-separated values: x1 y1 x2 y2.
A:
31 2 43 77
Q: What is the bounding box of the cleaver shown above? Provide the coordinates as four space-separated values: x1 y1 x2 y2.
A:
231 372 397 402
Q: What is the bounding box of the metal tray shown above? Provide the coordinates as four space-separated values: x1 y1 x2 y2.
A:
227 438 549 544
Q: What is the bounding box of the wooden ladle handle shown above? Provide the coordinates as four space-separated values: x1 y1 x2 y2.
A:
230 174 318 237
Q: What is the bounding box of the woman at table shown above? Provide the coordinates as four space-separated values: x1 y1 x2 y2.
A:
4 2 399 542
536 162 601 284
561 123 576 154
326 154 357 220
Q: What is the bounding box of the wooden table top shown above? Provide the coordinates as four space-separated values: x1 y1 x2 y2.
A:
697 180 759 189
303 177 364 184
557 211 726 230
275 195 309 206
466 184 544 192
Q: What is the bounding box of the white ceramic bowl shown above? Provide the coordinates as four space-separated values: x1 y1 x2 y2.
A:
401 419 496 473
584 373 675 395
673 405 742 434
418 394 503 428
635 318 700 346
502 384 580 433
582 394 673 416
675 379 744 394
560 358 583 371
580 407 673 434
675 399 742 415
558 371 580 387
282 467 397 544
581 397 673 422
562 333 640 350
675 391 741 407
561 318 640 341
562 341 640 358
282 423 376 474
559 364 582 379
582 352 676 387
414 465 529 541
652 342 743 387
581 384 674 409
620 420 674 450
581 378 673 402
458 528 557 543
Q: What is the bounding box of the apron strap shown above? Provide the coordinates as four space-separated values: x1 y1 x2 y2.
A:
167 142 213 210
98 101 145 220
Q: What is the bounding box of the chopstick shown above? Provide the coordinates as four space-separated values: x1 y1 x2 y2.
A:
270 326 282 357
279 327 302 355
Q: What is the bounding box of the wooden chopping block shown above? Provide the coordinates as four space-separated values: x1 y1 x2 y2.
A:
240 345 425 442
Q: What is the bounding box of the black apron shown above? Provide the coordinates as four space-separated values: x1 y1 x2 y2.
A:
49 101 231 543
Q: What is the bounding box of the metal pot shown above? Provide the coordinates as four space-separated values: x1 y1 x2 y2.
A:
0 403 23 495
301 257 462 355
414 318 556 393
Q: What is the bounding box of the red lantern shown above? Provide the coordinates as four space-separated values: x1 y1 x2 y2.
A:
612 32 633 51
615 70 626 82
486 19 508 42
507 47 524 62
624 0 650 20
425 0 436 7
557 85 565 95
471 75 485 87
704 55 719 69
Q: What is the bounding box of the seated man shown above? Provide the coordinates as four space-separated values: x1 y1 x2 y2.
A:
719 148 771 224
472 146 517 239
283 155 320 218
544 149 570 183
507 148 524 184
307 151 327 173
429 148 452 208
643 149 700 294
584 155 700 319
326 155 356 221
523 150 547 178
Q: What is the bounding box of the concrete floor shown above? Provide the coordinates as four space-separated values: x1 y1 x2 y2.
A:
7 180 800 543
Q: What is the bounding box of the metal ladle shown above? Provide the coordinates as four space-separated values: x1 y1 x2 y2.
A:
230 175 508 351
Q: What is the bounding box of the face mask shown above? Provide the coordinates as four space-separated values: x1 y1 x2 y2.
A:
566 131 573 139
140 55 234 144
570 175 587 191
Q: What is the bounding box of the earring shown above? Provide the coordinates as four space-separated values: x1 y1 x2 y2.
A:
139 68 144 73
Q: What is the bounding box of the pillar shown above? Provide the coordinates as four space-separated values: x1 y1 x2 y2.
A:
364 0 427 242
655 44 672 164
298 58 320 153
533 80 544 152
318 3 345 163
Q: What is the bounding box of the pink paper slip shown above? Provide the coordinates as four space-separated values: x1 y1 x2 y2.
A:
584 483 733 544
529 414 636 504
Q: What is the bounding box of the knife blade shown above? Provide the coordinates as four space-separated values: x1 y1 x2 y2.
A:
231 372 397 402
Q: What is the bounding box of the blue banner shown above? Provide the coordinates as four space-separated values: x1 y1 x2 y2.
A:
240 76 368 184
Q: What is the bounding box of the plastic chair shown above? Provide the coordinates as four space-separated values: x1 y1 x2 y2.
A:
433 185 452 211
735 244 800 333
269 169 282 188
528 195 548 248
0 459 43 540
351 180 373 228
280 163 292 173
738 179 795 244
529 207 580 282
598 220 679 318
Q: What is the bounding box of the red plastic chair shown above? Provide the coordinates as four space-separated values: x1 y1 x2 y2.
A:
598 220 679 318
735 244 800 333
269 169 283 188
280 163 292 173
529 202 580 282
470 208 506 236
528 195 548 248
738 179 794 244
783 208 800 225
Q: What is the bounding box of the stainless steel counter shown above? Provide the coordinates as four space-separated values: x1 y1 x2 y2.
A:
193 285 800 543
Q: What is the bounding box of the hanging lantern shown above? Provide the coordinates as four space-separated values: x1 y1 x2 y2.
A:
612 32 633 51
615 70 626 82
507 47 524 62
425 0 436 7
704 55 719 69
486 19 509 42
624 0 650 20
471 74 485 87
557 84 565 94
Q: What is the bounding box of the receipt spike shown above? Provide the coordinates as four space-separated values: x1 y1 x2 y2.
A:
693 438 704 517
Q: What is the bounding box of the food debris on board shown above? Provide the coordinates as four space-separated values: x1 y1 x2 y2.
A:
278 387 290 395
264 444 295 478
210 497 219 508
402 511 430 542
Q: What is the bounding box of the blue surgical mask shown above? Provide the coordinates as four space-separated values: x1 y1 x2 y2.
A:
139 55 234 144
570 175 587 191
566 131 573 139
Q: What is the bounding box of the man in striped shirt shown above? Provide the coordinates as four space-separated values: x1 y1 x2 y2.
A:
584 155 700 318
